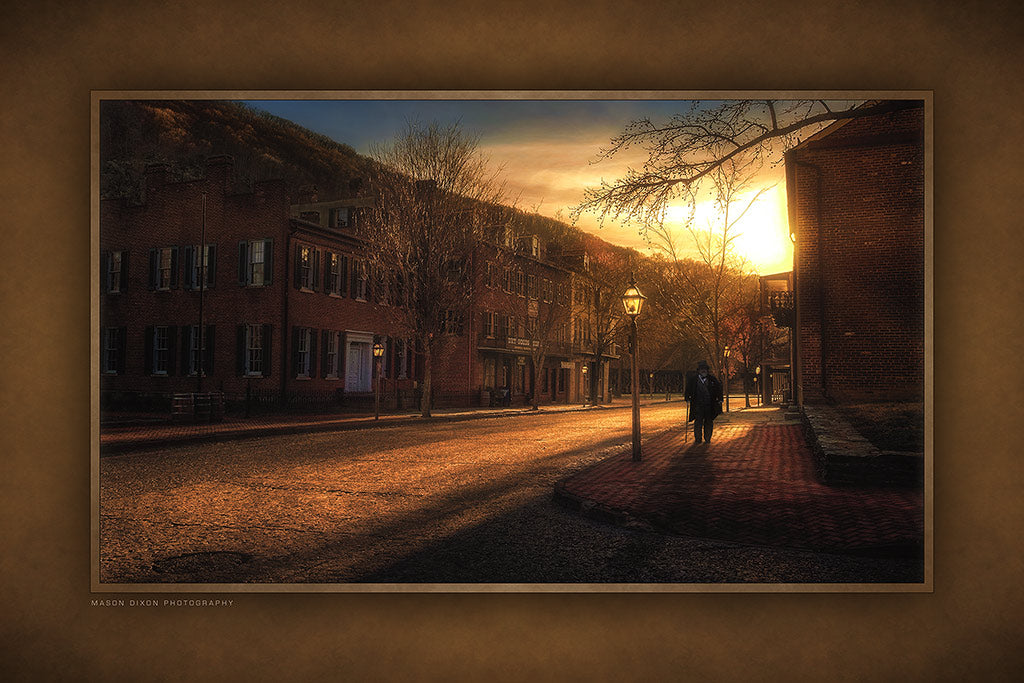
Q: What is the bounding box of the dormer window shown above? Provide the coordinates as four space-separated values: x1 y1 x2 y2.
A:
330 207 350 229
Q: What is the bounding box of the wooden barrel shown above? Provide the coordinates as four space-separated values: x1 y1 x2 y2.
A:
171 393 193 422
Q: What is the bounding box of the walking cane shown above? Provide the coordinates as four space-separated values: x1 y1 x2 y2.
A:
684 399 690 444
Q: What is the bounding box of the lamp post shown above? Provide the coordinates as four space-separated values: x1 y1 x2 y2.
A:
373 341 385 420
649 372 654 399
581 363 588 405
755 365 761 407
723 345 731 413
621 275 646 461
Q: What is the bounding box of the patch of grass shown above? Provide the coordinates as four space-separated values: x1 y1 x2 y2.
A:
836 402 925 453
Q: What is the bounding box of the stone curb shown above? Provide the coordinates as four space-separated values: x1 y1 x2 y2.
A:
101 398 688 455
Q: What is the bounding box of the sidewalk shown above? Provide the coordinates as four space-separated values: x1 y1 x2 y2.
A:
554 405 925 558
99 395 689 454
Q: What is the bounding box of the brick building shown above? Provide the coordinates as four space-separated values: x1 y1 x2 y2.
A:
99 156 616 413
785 101 926 405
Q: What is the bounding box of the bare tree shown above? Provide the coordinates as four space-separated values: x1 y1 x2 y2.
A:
364 121 509 417
573 99 920 237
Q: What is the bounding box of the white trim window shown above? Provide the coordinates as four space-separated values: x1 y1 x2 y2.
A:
102 327 120 374
331 207 350 229
107 251 123 293
188 244 215 290
353 260 368 301
327 253 342 295
153 326 170 375
296 328 312 377
188 325 206 376
246 324 264 376
239 239 273 287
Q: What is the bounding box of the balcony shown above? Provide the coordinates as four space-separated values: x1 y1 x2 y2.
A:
477 332 572 357
768 290 794 328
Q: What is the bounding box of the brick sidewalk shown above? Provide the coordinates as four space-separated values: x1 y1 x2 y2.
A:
556 420 925 556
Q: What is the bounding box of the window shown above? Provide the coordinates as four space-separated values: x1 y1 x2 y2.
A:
484 262 495 288
502 268 511 293
247 325 263 376
325 331 340 378
527 274 537 299
295 327 312 378
514 270 525 297
331 207 350 229
296 244 320 291
148 247 179 290
483 311 495 337
497 314 509 338
106 251 123 293
541 278 551 302
153 326 170 374
185 244 216 290
527 316 538 338
184 325 214 376
352 259 368 300
102 327 124 374
326 253 342 295
239 239 273 286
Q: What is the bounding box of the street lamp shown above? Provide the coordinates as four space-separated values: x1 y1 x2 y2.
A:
649 372 654 399
621 275 646 461
581 363 588 405
373 341 385 420
755 365 761 407
723 345 731 413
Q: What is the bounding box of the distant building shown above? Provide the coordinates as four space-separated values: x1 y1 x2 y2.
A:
785 101 926 405
99 155 618 413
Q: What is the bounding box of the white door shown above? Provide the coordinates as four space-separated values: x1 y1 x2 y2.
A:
347 342 370 392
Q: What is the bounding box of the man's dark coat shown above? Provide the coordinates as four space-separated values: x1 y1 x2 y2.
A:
684 372 723 421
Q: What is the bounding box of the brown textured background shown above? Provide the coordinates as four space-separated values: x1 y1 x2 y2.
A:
3 0 1023 679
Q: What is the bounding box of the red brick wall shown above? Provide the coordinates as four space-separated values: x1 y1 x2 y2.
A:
789 106 925 404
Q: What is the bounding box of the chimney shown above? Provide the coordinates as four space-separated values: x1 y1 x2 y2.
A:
144 162 169 196
204 154 233 194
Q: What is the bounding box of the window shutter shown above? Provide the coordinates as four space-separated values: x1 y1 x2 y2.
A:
263 239 273 285
238 241 248 285
321 331 330 378
183 245 195 290
340 255 349 296
181 325 193 373
262 324 273 376
294 244 303 289
323 252 332 292
167 325 178 376
117 327 127 374
205 244 216 289
291 326 300 376
236 324 246 375
309 329 318 377
204 325 215 375
144 326 154 374
121 251 129 292
149 249 158 290
100 252 109 294
312 249 321 292
169 247 180 289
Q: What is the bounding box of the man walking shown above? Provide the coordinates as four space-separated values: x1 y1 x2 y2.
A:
684 360 723 444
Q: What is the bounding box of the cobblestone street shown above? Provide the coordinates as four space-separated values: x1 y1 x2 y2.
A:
99 403 924 585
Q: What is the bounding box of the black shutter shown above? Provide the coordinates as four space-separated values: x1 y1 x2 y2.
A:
312 249 320 292
144 326 154 374
238 241 248 285
117 327 127 374
121 251 129 292
169 248 180 289
181 325 193 374
350 259 359 299
100 252 109 294
323 252 332 292
308 329 318 377
205 244 216 288
236 325 246 375
291 326 300 376
294 244 303 289
263 239 273 285
262 324 272 377
203 325 215 375
167 326 178 376
183 246 195 290
148 249 158 290
321 331 330 378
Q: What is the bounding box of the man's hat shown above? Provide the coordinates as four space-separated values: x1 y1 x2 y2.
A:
697 360 709 370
